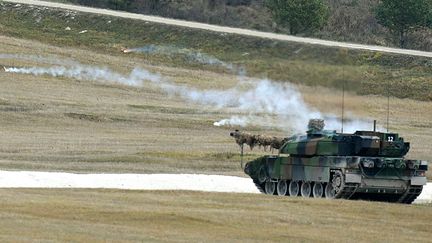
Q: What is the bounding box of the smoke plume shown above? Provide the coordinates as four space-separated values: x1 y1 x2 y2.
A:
2 55 373 133
124 45 236 72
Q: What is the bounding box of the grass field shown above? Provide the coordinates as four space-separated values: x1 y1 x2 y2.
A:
1 189 431 242
0 35 431 178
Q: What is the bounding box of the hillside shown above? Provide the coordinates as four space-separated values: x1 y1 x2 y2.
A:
0 13 431 176
48 0 432 52
1 2 431 102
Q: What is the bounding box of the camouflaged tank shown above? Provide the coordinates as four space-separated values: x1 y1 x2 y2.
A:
237 119 428 203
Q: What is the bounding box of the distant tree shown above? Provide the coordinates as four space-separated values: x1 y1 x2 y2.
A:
265 0 329 35
375 0 432 48
147 0 161 10
225 0 253 6
107 0 132 10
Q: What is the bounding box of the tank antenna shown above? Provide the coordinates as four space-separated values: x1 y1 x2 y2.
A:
340 49 347 134
387 77 390 132
341 79 345 133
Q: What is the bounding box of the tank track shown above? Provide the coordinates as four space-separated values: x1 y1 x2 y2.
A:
334 183 358 200
253 179 265 193
252 179 360 199
398 185 423 204
252 179 422 204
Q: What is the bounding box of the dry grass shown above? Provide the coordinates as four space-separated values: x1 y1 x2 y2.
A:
0 36 261 176
0 35 431 178
0 189 431 242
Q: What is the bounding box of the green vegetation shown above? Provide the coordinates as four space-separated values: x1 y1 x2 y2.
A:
1 189 431 242
266 0 329 35
376 0 432 48
46 0 432 51
0 3 431 101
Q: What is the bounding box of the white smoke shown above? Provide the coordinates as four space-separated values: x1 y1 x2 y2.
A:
125 45 236 72
4 65 160 86
323 115 375 133
2 56 373 133
180 79 322 132
213 116 249 127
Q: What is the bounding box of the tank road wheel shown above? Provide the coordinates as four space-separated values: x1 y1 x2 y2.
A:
277 180 288 196
288 181 299 196
325 171 345 199
331 171 344 196
324 183 336 199
257 167 267 184
300 182 312 198
312 183 324 198
264 181 276 195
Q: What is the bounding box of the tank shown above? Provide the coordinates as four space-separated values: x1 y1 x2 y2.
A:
232 119 428 203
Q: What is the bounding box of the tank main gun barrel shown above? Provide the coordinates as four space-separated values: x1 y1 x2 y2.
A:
230 130 288 151
229 119 325 151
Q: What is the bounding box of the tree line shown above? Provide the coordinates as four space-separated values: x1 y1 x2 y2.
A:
266 0 431 48
68 0 432 49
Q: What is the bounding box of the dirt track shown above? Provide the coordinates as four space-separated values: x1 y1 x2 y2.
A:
4 0 432 58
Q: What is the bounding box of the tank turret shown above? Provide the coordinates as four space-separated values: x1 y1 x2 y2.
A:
280 129 410 157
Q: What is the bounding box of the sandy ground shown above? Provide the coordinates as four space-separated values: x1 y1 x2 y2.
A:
0 170 430 204
4 0 432 58
0 171 260 193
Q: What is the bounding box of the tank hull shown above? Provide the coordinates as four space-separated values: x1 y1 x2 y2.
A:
245 155 426 203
